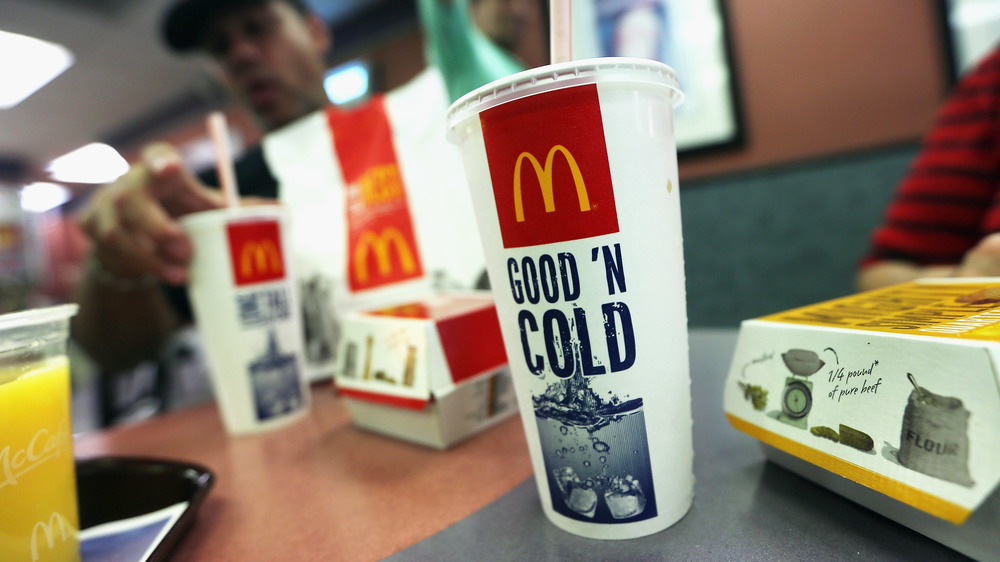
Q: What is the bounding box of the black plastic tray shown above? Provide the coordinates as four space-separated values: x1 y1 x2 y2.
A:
76 456 214 561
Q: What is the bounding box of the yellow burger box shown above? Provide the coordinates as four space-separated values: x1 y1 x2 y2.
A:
725 279 1000 560
333 293 517 449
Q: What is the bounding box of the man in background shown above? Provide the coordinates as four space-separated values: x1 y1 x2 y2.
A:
73 0 535 421
74 0 332 379
469 0 533 56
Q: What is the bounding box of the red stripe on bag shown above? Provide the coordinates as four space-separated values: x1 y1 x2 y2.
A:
327 99 424 292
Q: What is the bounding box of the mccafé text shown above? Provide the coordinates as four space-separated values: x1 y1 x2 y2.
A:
508 245 636 379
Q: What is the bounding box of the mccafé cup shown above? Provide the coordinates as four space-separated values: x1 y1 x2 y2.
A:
447 58 692 539
0 305 80 561
181 206 310 435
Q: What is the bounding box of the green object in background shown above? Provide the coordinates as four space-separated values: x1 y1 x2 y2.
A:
417 0 526 103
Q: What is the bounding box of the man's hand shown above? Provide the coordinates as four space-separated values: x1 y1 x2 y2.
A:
858 233 1000 291
78 143 225 285
957 232 1000 278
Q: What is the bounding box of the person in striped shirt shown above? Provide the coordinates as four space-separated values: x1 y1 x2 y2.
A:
858 45 1000 291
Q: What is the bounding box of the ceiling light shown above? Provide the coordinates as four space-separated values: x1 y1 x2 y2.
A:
21 182 70 213
0 30 74 109
324 61 370 106
47 143 129 184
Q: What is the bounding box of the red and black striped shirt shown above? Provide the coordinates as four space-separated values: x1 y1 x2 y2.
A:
862 46 1000 267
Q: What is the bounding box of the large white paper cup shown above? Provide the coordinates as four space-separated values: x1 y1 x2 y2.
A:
447 58 692 539
180 206 310 435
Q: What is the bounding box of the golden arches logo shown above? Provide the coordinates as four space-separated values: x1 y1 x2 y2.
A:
513 145 591 222
31 512 71 561
240 240 283 278
354 228 417 282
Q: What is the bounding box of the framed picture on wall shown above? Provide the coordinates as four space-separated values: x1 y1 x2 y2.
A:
570 0 744 157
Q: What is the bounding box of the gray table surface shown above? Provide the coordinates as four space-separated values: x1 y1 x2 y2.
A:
389 329 971 561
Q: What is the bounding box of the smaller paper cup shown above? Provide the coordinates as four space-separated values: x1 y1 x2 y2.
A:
181 206 310 435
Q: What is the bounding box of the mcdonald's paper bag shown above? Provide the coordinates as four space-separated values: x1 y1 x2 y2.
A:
724 279 1000 561
263 67 488 380
334 292 517 448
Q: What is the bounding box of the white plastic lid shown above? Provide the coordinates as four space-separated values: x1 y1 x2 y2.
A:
446 57 683 142
178 205 288 232
0 304 78 333
0 304 77 357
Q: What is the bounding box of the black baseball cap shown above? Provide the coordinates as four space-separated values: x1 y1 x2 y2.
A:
162 0 310 53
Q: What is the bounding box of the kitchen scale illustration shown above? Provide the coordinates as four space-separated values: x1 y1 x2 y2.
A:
778 349 825 429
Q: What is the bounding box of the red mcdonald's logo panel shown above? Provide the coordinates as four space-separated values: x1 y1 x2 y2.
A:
480 84 619 248
327 100 425 292
227 220 286 286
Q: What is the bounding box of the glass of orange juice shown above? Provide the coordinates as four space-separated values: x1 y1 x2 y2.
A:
0 304 79 561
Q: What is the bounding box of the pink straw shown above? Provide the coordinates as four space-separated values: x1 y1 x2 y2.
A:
549 0 572 64
207 111 240 208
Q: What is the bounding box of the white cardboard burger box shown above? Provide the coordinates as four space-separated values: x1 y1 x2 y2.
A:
724 279 1000 560
333 292 517 449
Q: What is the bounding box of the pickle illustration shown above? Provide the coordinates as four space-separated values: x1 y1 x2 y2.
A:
737 382 768 411
838 424 874 451
809 424 873 452
810 425 839 442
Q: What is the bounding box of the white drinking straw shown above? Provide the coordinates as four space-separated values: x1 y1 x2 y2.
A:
550 0 572 64
207 111 240 208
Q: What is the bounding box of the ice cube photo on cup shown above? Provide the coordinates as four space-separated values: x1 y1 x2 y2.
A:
535 369 656 523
